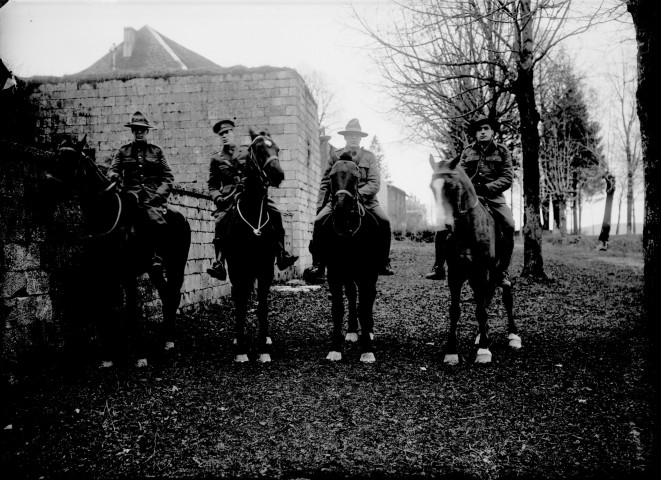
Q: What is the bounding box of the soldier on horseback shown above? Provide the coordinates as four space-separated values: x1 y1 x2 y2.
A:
305 118 394 282
206 118 298 281
426 115 515 287
108 111 173 274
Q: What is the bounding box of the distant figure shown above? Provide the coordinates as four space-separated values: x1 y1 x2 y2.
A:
108 111 173 273
305 118 393 282
206 117 297 280
426 115 515 286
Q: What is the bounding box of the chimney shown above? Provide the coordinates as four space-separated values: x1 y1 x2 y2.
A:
123 27 136 58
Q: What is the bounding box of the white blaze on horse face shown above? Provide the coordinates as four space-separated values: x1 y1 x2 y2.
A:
430 176 454 230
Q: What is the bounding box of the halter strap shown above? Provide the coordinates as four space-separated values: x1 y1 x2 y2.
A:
236 195 270 236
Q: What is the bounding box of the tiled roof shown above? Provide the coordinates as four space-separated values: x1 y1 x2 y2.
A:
76 25 222 75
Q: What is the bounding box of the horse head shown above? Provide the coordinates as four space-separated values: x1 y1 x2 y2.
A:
429 154 478 229
245 127 284 189
47 135 111 198
329 154 362 236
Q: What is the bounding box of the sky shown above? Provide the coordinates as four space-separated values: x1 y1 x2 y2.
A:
0 0 643 231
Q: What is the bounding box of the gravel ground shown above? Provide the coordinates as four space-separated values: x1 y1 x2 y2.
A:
1 239 656 480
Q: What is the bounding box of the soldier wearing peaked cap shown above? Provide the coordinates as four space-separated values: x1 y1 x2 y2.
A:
425 114 515 287
206 118 297 281
305 118 394 282
108 111 173 273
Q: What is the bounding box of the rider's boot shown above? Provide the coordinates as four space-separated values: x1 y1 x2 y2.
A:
425 229 449 280
207 239 227 280
276 249 298 270
379 258 394 276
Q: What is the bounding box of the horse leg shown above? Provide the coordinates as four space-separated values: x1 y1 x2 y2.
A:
345 280 359 343
358 277 377 363
444 273 462 365
149 269 175 354
232 284 250 363
474 286 492 364
255 270 273 363
124 277 149 368
326 276 345 361
502 284 521 349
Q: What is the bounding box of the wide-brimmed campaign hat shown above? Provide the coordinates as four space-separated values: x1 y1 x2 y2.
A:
124 111 157 129
213 118 236 134
467 115 500 136
338 118 368 137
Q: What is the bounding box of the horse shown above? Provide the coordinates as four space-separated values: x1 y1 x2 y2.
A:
223 128 287 363
316 158 381 363
46 135 191 368
429 154 521 365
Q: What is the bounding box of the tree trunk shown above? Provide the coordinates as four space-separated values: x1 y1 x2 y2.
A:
515 0 545 279
598 173 616 249
627 167 634 233
627 0 660 330
616 187 624 235
553 196 567 236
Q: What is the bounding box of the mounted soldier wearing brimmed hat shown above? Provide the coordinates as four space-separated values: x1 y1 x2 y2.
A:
108 110 173 273
206 117 297 281
305 118 394 282
426 113 515 287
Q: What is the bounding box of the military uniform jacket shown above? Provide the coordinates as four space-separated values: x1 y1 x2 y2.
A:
208 143 248 213
109 141 173 208
317 146 381 211
459 140 513 203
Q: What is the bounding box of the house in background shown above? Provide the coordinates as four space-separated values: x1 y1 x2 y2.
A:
387 183 407 231
77 25 223 75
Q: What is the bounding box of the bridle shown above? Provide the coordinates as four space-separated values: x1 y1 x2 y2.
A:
330 160 364 237
55 145 123 239
236 135 279 236
246 135 279 188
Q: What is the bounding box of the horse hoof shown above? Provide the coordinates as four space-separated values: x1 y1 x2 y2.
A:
360 352 376 363
444 354 459 365
258 353 271 363
508 333 522 349
266 337 273 345
100 360 114 369
164 341 175 351
345 333 358 343
136 358 148 368
326 351 342 362
235 354 249 363
475 349 492 364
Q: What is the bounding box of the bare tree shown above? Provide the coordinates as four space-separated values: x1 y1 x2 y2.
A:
609 61 642 234
301 69 340 137
625 0 660 326
356 0 609 280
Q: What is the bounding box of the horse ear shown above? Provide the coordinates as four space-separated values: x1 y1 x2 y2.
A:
449 154 461 169
249 127 258 140
428 154 437 170
76 134 87 152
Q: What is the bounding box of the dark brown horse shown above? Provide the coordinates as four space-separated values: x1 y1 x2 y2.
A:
429 154 521 365
223 129 286 363
47 136 191 368
316 158 380 363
